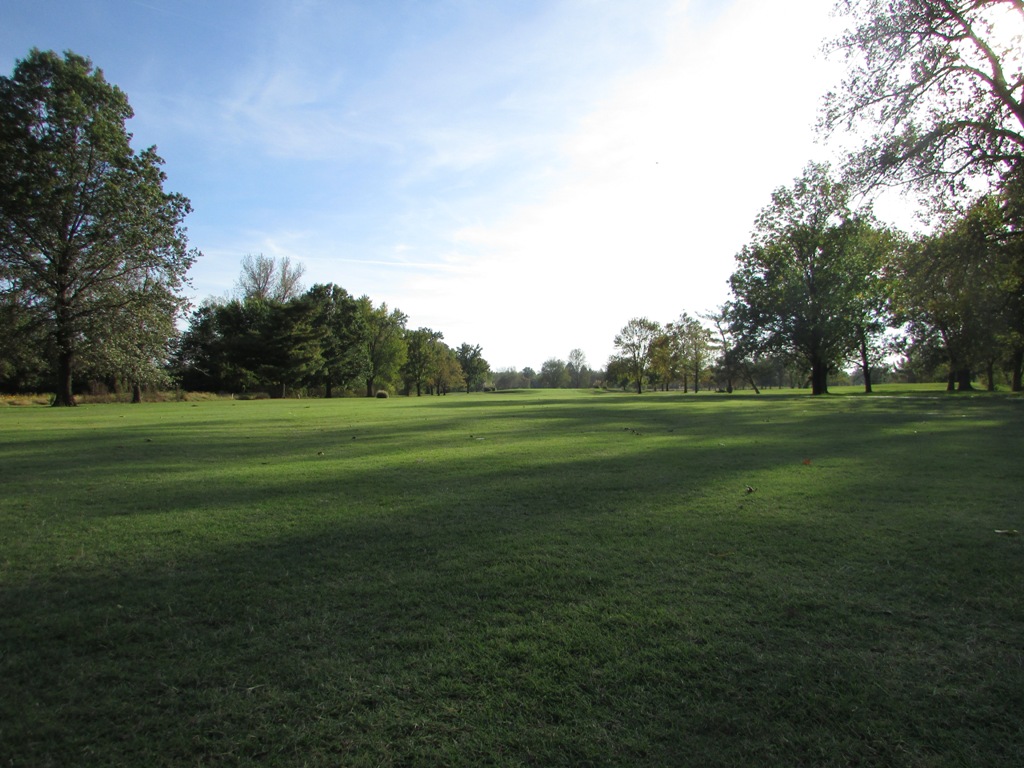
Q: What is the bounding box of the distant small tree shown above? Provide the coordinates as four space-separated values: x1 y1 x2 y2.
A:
613 317 661 393
540 358 570 388
567 348 589 388
430 343 463 395
456 343 489 392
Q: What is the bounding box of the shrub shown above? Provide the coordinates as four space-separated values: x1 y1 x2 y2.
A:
376 390 390 399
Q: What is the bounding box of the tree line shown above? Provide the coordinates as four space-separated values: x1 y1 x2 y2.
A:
3 2 1023 402
175 254 492 398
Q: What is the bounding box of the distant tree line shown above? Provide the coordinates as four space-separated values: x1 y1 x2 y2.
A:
171 255 492 398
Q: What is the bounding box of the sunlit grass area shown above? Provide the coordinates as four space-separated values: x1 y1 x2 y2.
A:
2 389 1022 766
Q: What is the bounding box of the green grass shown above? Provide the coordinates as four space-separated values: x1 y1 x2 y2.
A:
2 389 1022 766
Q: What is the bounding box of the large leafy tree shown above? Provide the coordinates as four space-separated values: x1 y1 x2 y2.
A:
672 312 716 393
430 343 463 395
358 297 407 397
455 343 490 393
0 49 197 405
728 163 887 395
402 327 443 396
613 317 661 394
305 283 367 397
891 194 1023 389
822 0 1024 197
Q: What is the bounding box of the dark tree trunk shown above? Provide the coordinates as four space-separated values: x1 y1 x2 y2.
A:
810 358 829 395
131 383 143 403
946 370 956 392
986 360 996 392
745 369 761 395
325 374 334 399
52 347 77 407
859 335 872 394
366 379 374 397
1011 348 1023 392
956 367 974 391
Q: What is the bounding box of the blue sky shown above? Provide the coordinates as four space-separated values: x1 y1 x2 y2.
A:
1 0 891 372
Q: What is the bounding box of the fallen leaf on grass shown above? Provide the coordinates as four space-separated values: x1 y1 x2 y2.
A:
802 458 812 465
995 529 1020 536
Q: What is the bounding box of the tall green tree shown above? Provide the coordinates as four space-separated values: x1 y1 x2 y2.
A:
728 163 885 395
613 317 661 394
673 312 716 393
358 297 407 397
430 343 463 395
305 283 367 397
891 195 1019 390
455 343 489 393
402 327 443 396
646 333 678 391
0 49 197 405
823 0 1024 198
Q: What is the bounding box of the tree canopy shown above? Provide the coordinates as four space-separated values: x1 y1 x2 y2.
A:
0 49 197 405
727 163 890 395
823 0 1024 199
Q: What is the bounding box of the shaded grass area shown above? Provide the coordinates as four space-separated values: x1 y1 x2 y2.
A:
1 390 1023 766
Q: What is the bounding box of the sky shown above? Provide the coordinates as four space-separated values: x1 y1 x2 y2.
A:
0 0 913 372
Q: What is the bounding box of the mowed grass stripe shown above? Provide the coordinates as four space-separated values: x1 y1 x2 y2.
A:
1 389 1022 766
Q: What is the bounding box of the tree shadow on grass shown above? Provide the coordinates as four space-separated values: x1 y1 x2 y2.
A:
2 394 1023 765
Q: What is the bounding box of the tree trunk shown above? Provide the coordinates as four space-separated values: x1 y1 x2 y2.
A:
52 347 77 407
1011 347 1023 392
956 367 974 391
986 360 996 392
810 358 829 395
366 378 374 397
859 335 872 394
946 370 956 392
131 383 143 403
325 374 334 399
744 367 761 395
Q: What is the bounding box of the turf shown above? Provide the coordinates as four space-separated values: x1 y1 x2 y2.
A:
1 389 1022 766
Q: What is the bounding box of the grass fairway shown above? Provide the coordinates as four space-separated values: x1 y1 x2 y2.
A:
2 389 1023 766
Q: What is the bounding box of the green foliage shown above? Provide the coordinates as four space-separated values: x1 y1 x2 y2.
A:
728 163 890 395
539 357 570 388
823 0 1024 200
891 193 1024 390
402 327 444 396
305 283 369 397
455 342 489 392
613 317 662 394
1 390 1023 766
358 297 408 397
0 49 197 405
